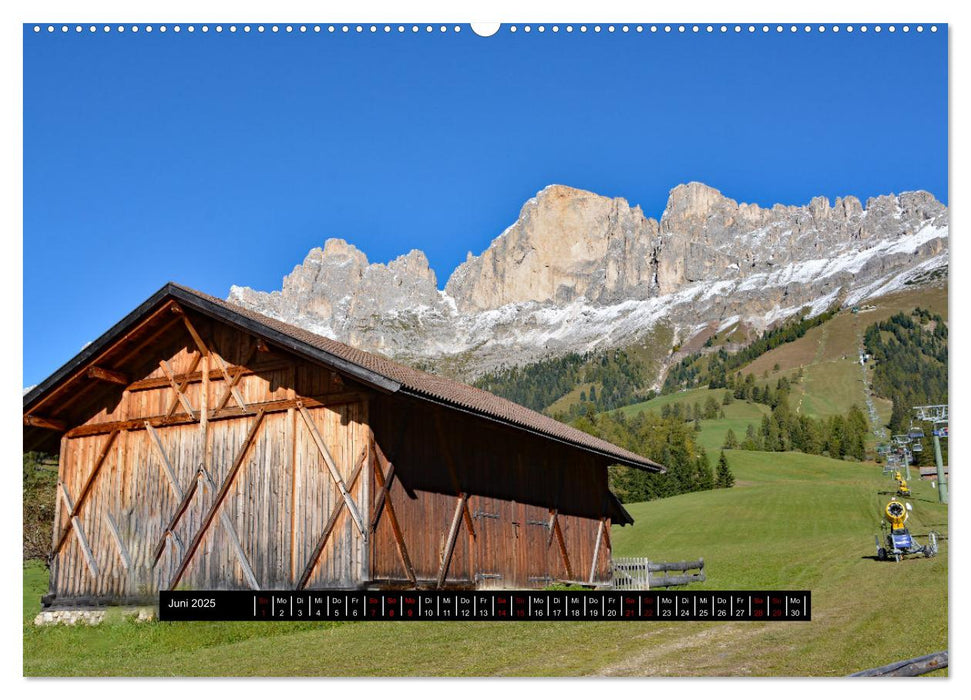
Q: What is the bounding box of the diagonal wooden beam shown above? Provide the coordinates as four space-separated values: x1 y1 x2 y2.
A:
58 483 99 578
160 359 196 419
589 518 606 584
369 462 396 529
165 352 202 418
52 430 119 556
168 409 266 589
215 344 257 411
552 512 574 581
436 494 467 589
145 422 184 498
297 403 366 537
371 439 416 586
198 466 260 590
172 305 210 357
296 453 367 590
104 512 132 572
151 472 200 565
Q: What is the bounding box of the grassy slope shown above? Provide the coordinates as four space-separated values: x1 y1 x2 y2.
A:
612 387 770 453
744 286 947 427
23 450 947 677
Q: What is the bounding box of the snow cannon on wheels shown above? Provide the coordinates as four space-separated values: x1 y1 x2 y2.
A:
875 498 938 562
892 470 911 498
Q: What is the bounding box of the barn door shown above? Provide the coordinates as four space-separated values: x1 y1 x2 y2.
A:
472 495 507 588
522 503 553 587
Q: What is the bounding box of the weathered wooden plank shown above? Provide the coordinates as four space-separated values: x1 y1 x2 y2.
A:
210 347 248 410
371 439 416 585
65 392 368 438
296 452 366 589
151 473 199 565
199 466 260 590
145 423 183 499
104 512 132 572
126 358 294 392
215 345 258 411
58 483 99 579
168 409 266 589
436 495 467 589
165 352 202 418
160 359 196 419
87 366 129 385
52 431 119 555
297 403 366 537
369 462 396 528
589 518 605 584
552 512 574 581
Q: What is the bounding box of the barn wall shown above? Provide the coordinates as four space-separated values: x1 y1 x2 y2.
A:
48 317 371 603
45 311 619 604
369 396 614 588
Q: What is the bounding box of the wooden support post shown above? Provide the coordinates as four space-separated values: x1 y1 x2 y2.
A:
168 409 265 589
87 366 129 385
52 430 119 556
436 495 467 589
589 518 606 584
297 453 366 589
297 403 366 537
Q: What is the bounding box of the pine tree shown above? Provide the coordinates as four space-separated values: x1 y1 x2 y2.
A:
723 428 739 449
716 450 735 488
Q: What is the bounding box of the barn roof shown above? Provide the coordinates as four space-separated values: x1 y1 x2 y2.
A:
24 283 664 474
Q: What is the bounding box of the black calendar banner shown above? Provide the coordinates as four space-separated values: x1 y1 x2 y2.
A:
159 590 811 622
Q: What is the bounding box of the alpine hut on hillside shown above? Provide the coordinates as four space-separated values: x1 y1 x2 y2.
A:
23 283 663 606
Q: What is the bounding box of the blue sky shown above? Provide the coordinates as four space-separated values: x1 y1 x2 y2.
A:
23 23 947 385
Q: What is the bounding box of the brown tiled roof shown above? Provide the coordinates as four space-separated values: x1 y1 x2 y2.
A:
24 282 663 473
170 285 663 472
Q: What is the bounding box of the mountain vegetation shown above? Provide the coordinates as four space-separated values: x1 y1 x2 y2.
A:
473 347 652 415
864 307 948 433
662 305 839 393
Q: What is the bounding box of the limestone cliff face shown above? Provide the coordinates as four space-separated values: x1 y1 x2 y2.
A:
228 182 948 380
444 185 659 310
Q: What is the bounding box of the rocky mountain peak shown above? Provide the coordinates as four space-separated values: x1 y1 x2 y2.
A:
229 182 948 382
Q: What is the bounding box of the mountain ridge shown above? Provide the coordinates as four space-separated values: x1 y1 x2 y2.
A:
228 181 948 384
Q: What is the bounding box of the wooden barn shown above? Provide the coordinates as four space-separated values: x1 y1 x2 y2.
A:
23 283 663 606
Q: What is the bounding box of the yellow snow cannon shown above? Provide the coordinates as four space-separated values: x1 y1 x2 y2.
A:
875 498 938 562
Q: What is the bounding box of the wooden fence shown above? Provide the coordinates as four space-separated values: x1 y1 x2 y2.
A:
612 557 706 590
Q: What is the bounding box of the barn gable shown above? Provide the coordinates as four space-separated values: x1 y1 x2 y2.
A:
24 283 662 601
